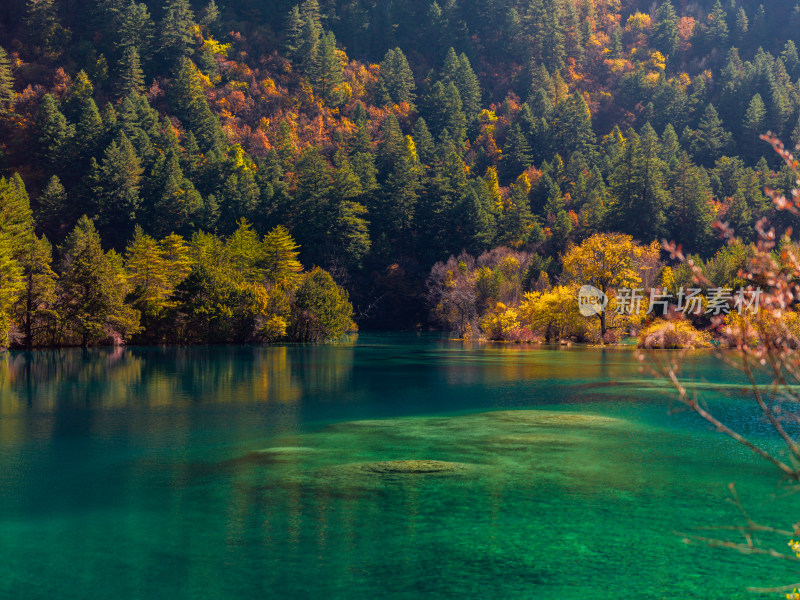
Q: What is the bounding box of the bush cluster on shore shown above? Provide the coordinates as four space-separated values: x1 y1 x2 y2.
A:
638 320 712 349
428 231 800 349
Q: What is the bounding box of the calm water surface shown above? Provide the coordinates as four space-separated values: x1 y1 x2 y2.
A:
0 333 796 599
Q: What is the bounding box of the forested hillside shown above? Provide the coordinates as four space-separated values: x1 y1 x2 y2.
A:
0 0 798 345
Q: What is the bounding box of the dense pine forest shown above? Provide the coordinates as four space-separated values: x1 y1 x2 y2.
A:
0 0 799 346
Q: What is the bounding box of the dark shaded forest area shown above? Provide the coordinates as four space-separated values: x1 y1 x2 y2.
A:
0 0 798 346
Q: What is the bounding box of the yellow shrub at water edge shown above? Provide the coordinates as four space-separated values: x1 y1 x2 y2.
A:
519 286 589 341
480 302 521 340
638 319 712 349
724 308 800 348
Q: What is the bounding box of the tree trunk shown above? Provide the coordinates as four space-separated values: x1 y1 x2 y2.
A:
599 283 607 344
24 272 33 350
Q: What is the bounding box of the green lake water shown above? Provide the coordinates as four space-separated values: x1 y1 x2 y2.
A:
0 333 797 599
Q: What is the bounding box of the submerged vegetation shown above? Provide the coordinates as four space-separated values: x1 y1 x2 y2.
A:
640 137 800 595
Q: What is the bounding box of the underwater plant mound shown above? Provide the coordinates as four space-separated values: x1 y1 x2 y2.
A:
481 410 626 428
487 433 580 450
237 446 321 465
254 446 319 455
353 460 473 474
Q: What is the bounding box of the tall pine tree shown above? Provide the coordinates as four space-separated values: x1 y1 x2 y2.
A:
310 31 343 106
116 46 145 99
0 46 14 111
667 153 714 253
652 2 679 57
379 48 416 107
607 125 669 241
14 234 57 349
88 134 144 247
159 0 196 69
58 216 139 346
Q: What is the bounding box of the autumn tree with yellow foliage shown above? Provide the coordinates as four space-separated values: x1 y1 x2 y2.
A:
561 233 660 337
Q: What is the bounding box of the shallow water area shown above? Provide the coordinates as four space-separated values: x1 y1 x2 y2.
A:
0 334 795 599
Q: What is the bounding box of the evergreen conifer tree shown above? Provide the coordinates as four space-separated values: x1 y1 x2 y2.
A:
170 57 223 150
159 0 196 68
0 46 15 111
691 104 732 166
0 230 22 347
707 1 729 50
411 118 435 166
24 0 62 57
668 153 714 253
90 134 144 247
425 81 467 143
118 1 154 57
379 48 416 107
36 175 69 240
145 150 203 235
440 48 481 118
74 97 104 162
652 2 679 57
262 225 303 286
58 215 140 346
607 125 669 241
14 234 57 348
501 123 533 181
35 94 72 173
116 47 145 99
742 94 767 161
200 0 220 31
727 189 752 240
310 31 343 106
0 174 35 253
735 7 749 44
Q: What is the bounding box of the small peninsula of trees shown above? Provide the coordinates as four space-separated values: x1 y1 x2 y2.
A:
425 229 794 346
426 235 660 343
0 173 353 347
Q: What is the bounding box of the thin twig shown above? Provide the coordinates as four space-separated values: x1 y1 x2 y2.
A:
748 582 800 593
680 534 800 562
661 364 800 480
740 350 800 463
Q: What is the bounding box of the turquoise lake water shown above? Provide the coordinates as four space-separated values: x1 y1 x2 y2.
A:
0 333 797 599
